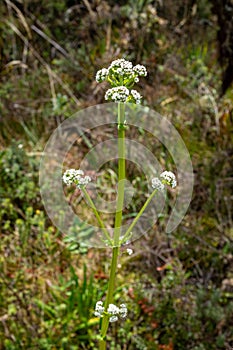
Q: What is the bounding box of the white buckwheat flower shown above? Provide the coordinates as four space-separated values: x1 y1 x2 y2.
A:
133 64 147 77
96 68 109 83
63 169 91 189
94 301 105 317
160 171 177 188
105 86 129 103
130 89 142 104
151 177 165 191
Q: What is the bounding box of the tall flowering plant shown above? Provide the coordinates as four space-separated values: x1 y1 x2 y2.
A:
63 59 177 349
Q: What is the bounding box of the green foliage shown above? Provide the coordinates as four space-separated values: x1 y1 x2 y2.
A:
113 267 233 349
63 216 94 255
0 142 37 198
0 143 102 349
0 142 39 232
34 265 101 349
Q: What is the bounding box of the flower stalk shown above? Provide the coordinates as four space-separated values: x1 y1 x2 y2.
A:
82 187 112 245
99 102 126 349
113 102 126 246
62 59 177 349
121 188 159 243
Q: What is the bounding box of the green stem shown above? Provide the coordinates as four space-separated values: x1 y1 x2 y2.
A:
82 187 112 245
113 102 126 246
99 246 119 349
121 188 158 243
99 103 126 349
99 339 106 350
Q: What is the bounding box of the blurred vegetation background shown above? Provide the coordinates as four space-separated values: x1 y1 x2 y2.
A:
0 0 233 349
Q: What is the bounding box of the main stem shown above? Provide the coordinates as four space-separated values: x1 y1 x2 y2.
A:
99 103 125 350
114 102 126 246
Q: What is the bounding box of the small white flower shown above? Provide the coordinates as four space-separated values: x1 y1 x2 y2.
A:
79 175 91 188
107 303 119 315
94 301 104 317
133 64 147 77
160 171 177 188
94 302 128 322
78 175 92 187
109 315 118 322
108 303 127 321
63 169 82 185
108 59 135 80
96 68 109 83
96 59 148 103
127 248 133 256
109 59 133 75
130 89 142 104
62 169 91 189
151 177 165 191
105 86 130 103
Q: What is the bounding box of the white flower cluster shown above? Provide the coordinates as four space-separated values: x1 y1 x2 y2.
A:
105 86 129 103
94 301 127 323
133 64 147 77
151 177 165 191
109 59 133 75
108 303 127 322
105 86 142 104
107 303 119 323
94 301 105 317
63 169 91 189
152 171 177 190
96 68 109 83
95 59 147 98
131 89 142 104
160 171 177 188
